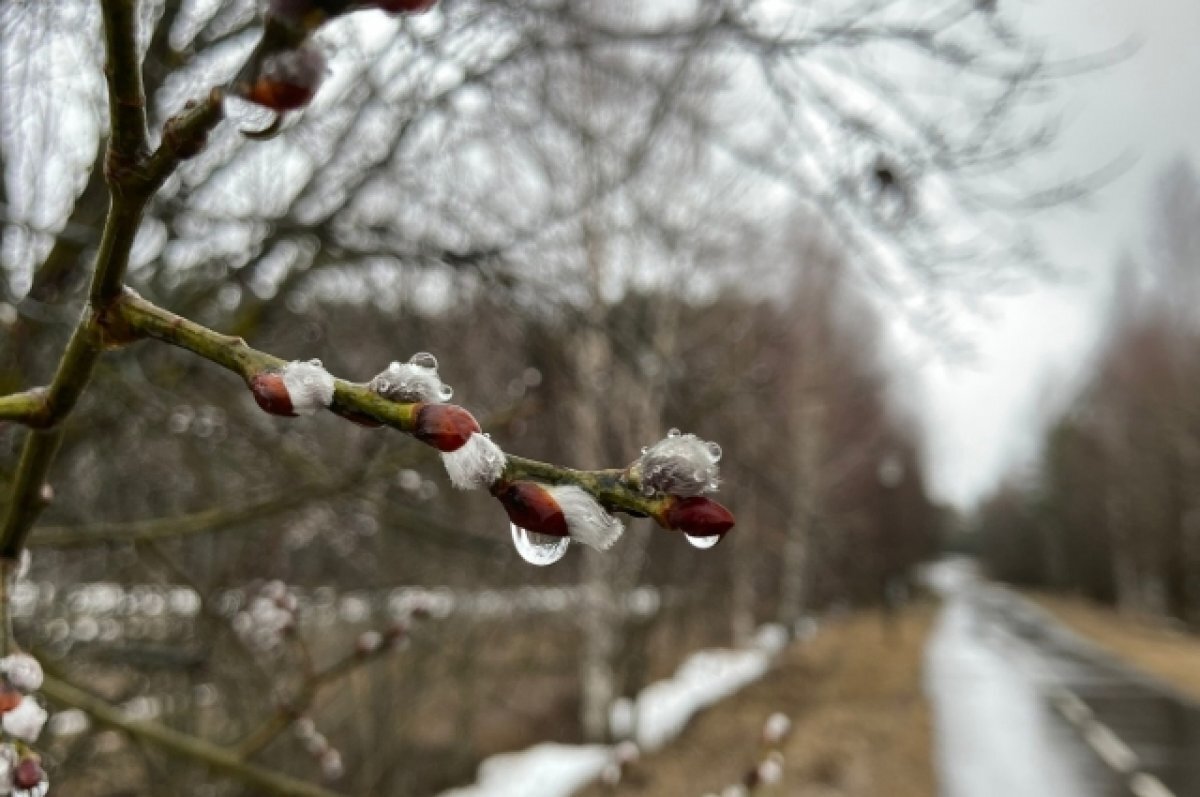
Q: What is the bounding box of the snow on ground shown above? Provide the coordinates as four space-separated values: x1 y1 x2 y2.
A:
437 744 612 797
436 624 791 797
631 624 785 751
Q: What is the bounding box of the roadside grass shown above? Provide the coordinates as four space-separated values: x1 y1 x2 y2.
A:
576 604 936 797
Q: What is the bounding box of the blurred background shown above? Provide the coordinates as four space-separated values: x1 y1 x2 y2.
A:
0 0 1198 795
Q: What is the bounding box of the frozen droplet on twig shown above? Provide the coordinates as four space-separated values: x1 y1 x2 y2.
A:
370 352 450 404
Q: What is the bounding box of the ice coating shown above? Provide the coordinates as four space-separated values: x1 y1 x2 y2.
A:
370 352 453 404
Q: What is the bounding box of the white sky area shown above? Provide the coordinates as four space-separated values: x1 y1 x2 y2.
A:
904 0 1200 509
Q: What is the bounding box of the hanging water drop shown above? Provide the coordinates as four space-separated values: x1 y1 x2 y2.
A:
667 428 681 438
511 524 569 566
439 384 454 401
684 533 722 550
706 442 722 461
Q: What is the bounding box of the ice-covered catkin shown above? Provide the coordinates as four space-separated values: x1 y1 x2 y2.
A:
547 485 624 551
441 432 505 489
370 352 453 404
2 697 47 742
635 429 722 497
0 654 42 693
281 359 335 415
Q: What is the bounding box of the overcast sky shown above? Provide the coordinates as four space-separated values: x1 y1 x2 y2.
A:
906 0 1200 508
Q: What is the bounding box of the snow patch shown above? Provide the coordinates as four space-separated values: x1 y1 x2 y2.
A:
438 744 611 797
437 626 790 797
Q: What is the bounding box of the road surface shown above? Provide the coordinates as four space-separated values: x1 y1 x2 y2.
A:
925 561 1200 797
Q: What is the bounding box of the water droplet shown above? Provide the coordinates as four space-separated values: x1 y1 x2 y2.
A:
640 446 648 455
307 358 323 367
374 378 392 393
439 384 454 401
706 442 722 461
410 352 438 370
685 533 722 550
511 524 569 566
667 428 681 438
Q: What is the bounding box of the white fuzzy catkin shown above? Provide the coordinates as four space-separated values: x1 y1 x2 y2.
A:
637 429 722 497
369 352 452 403
441 432 505 489
547 485 624 551
281 359 335 415
0 654 42 693
2 697 47 742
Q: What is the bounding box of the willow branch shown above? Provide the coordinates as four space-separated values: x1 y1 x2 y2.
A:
0 1 226 562
112 290 672 519
0 389 50 427
30 483 337 549
233 640 400 760
41 673 346 797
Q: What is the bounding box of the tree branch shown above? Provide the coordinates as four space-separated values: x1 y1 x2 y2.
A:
109 289 671 520
41 673 347 797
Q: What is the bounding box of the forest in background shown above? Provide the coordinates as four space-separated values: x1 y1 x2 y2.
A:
974 159 1200 628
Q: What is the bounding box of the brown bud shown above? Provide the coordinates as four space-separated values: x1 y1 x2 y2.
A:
413 404 480 452
496 482 569 537
250 372 297 417
663 496 735 539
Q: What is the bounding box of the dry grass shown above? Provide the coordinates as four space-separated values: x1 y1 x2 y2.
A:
577 604 937 797
1030 594 1200 703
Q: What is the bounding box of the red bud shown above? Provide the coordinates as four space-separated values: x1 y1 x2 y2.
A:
13 756 44 790
664 496 735 539
0 682 21 713
250 372 296 417
241 48 326 112
496 482 568 537
413 404 480 452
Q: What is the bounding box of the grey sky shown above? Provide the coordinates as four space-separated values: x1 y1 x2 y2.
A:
907 0 1200 508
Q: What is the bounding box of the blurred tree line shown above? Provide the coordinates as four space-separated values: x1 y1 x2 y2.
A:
974 158 1200 628
0 0 1059 793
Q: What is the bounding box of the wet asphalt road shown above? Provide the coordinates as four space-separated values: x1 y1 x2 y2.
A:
925 562 1200 797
